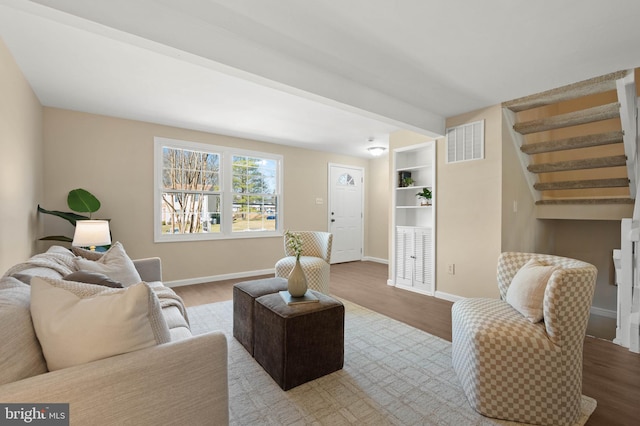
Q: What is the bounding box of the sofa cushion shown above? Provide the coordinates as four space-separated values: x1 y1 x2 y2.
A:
506 258 559 323
0 277 47 385
72 246 105 261
74 242 142 287
30 277 171 371
64 271 123 288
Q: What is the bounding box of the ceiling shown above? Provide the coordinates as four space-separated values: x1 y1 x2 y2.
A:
1 0 639 158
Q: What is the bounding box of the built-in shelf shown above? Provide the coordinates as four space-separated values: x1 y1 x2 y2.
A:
396 185 431 190
391 142 436 296
396 164 432 172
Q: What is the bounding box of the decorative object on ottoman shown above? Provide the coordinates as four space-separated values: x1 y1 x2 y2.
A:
279 290 318 305
285 230 308 297
275 231 332 294
232 277 289 356
451 252 597 426
253 290 344 390
287 260 307 297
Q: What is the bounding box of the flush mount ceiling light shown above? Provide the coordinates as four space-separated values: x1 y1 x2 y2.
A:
367 146 386 157
367 137 386 156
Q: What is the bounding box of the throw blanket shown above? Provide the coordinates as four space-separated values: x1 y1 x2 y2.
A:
154 285 190 326
3 251 76 278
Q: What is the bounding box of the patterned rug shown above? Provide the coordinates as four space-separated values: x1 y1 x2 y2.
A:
187 299 596 425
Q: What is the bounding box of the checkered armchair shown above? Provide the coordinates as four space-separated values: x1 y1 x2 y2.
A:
451 252 597 426
275 231 333 294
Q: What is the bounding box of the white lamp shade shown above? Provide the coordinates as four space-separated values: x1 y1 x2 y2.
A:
72 220 111 247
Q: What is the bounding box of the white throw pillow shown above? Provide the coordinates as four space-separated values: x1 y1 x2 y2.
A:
30 276 171 371
74 241 142 287
506 258 560 323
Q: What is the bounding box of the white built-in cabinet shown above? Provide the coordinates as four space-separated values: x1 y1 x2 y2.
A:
391 142 435 295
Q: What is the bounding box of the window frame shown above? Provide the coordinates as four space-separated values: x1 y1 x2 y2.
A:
154 137 283 242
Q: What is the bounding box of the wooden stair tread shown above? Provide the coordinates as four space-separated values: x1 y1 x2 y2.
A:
536 198 634 205
534 178 629 191
504 70 631 112
528 155 627 173
521 131 624 154
514 102 620 135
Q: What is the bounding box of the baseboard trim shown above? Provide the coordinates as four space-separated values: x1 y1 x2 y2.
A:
362 256 388 264
165 268 275 288
590 306 616 319
434 291 464 303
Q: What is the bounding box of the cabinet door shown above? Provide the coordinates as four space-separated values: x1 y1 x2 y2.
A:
395 227 413 286
413 228 433 292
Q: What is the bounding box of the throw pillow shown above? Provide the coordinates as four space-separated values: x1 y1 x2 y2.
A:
0 277 48 385
64 271 123 288
506 258 560 323
74 241 142 287
30 276 171 371
72 246 104 261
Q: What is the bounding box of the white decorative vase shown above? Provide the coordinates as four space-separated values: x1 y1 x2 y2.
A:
288 258 308 297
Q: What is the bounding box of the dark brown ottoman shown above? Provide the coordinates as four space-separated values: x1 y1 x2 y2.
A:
253 290 344 390
233 277 288 355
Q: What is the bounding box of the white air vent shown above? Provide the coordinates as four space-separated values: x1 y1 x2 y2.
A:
446 120 484 163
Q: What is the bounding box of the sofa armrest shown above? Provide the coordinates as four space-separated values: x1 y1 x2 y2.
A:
133 257 162 282
0 332 229 425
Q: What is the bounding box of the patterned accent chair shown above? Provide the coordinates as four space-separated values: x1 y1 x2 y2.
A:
451 252 597 426
275 231 333 294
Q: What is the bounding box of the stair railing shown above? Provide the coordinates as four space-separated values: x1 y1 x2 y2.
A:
616 71 639 215
615 71 640 352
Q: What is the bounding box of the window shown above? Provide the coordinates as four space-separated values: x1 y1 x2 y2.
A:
154 137 282 242
232 155 278 232
337 173 355 186
446 120 484 163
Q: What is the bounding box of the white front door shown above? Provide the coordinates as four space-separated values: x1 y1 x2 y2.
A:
329 164 363 263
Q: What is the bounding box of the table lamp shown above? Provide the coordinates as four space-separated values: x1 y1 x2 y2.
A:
72 220 111 251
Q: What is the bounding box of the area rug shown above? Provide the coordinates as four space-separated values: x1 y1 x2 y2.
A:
187 299 596 425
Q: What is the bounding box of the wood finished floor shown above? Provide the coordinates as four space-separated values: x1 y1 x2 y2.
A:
173 261 640 426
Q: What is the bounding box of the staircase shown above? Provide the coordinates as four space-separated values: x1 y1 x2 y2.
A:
503 69 639 219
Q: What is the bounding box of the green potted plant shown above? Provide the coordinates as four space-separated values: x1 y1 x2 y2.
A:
401 177 414 187
38 188 107 243
416 187 432 206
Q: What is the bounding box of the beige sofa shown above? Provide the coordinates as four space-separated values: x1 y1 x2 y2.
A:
0 246 229 425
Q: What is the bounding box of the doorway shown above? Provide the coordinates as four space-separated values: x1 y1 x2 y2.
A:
328 164 364 263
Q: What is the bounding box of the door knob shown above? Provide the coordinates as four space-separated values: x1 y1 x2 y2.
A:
331 219 335 222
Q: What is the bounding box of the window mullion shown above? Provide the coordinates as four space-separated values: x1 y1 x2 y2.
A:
221 151 233 236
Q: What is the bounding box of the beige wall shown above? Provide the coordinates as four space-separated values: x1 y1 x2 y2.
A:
365 154 389 261
41 108 370 282
0 39 43 274
436 106 503 298
541 220 619 312
501 109 538 253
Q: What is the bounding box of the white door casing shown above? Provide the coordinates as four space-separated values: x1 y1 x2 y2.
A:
328 164 364 264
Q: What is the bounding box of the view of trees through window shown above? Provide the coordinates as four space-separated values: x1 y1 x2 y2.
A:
232 155 277 231
160 145 278 236
161 147 221 234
